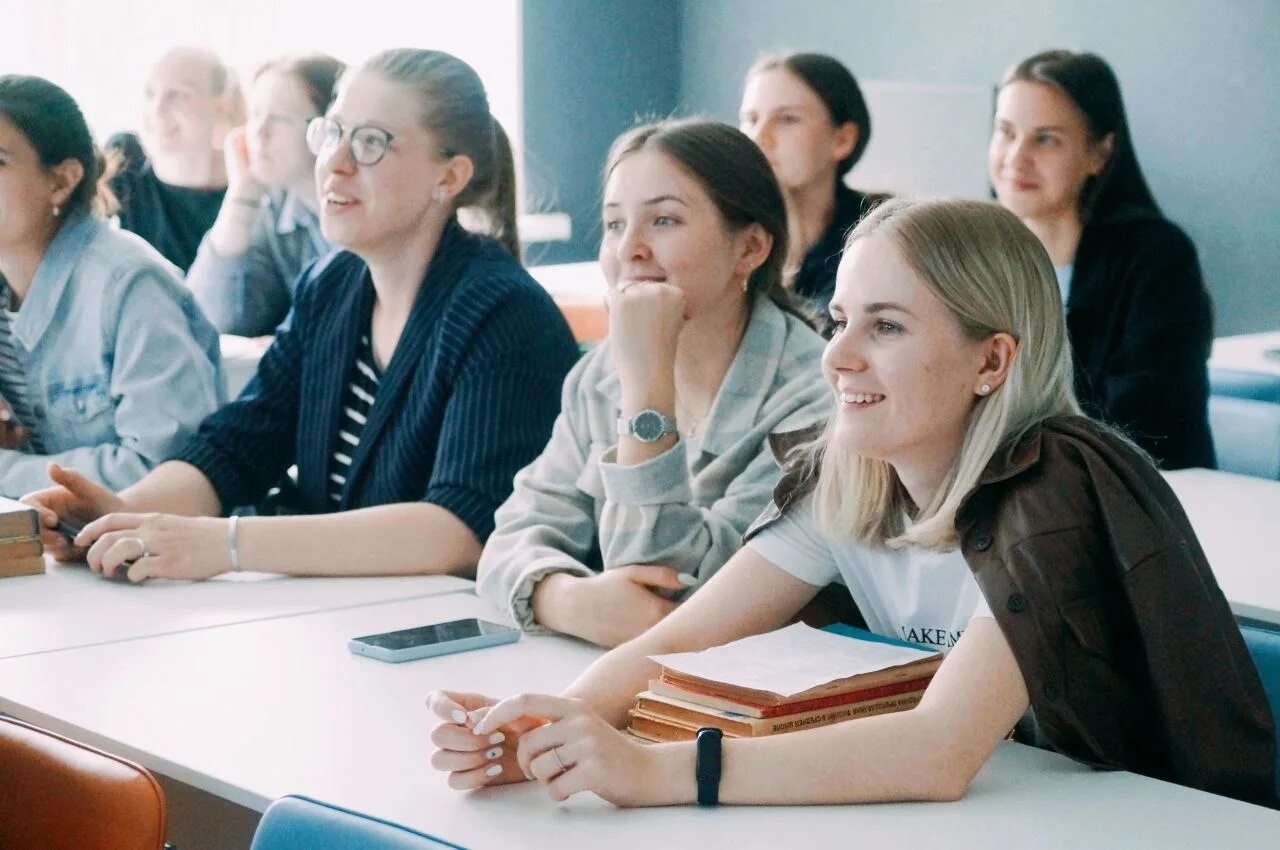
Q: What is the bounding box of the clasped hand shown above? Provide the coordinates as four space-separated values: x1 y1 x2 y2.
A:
605 281 687 391
427 690 680 807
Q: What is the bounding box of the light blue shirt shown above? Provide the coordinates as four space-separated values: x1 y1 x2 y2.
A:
186 190 332 337
0 212 224 495
1055 263 1074 309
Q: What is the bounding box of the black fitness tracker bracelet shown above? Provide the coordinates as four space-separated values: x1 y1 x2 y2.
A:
695 726 724 806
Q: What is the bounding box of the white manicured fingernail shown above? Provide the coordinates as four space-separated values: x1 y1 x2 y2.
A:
485 747 502 760
485 764 502 777
677 573 699 587
451 710 467 724
488 732 505 744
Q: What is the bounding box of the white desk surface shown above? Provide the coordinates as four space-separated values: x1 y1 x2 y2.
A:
527 261 606 304
1211 330 1280 378
0 558 472 659
1165 468 1280 624
2 592 1276 849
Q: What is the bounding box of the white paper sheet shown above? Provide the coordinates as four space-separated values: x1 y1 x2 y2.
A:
649 623 937 697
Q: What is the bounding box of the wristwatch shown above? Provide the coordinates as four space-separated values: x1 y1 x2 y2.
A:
616 408 678 443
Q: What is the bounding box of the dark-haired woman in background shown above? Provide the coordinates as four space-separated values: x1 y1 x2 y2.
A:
0 75 221 495
476 119 829 647
25 50 579 582
739 52 875 317
187 54 343 337
990 49 1214 469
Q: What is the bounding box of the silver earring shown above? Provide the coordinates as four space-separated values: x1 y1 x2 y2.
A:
979 383 992 395
52 204 61 219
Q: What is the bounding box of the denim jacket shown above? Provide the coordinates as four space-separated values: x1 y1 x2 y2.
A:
0 213 224 495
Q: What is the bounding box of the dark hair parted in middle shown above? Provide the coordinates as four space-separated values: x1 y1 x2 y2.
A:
0 74 117 218
362 48 520 259
605 118 806 317
748 52 872 179
1001 49 1160 224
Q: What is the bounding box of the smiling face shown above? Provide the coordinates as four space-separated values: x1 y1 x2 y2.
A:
315 68 454 258
598 148 756 322
246 69 317 188
988 80 1112 225
739 67 854 194
823 232 990 475
141 50 226 160
0 117 59 256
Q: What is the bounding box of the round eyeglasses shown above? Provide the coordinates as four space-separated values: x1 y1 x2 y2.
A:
306 117 395 166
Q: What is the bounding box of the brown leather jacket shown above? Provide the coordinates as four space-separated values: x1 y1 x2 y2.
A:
749 415 1275 806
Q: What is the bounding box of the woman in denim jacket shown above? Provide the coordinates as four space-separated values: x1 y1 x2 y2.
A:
0 75 222 496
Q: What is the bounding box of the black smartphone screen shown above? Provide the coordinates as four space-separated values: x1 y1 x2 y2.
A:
352 618 513 650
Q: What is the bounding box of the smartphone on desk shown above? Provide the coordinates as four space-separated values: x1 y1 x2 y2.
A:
348 618 521 663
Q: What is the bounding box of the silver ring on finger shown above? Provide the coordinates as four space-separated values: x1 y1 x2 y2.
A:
552 746 569 773
130 536 150 559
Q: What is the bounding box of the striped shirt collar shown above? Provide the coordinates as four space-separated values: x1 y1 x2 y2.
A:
594 295 792 457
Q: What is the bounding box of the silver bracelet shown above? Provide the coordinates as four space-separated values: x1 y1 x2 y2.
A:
227 514 241 572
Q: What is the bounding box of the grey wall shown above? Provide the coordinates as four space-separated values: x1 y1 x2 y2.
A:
521 0 681 265
678 0 1280 335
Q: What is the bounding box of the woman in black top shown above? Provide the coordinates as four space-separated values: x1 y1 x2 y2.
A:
989 49 1214 469
26 49 580 581
739 52 875 316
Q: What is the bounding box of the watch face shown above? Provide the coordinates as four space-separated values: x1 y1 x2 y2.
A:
632 410 666 442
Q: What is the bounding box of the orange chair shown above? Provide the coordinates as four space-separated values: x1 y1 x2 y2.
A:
0 716 168 850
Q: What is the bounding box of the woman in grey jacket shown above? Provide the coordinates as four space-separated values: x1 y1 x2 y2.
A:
0 75 222 495
476 120 830 647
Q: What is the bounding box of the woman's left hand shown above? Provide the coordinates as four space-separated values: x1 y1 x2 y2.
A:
473 693 692 807
79 513 233 582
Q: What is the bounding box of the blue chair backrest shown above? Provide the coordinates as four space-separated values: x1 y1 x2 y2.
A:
1210 368 1280 404
250 796 465 850
1241 622 1280 799
1209 396 1280 479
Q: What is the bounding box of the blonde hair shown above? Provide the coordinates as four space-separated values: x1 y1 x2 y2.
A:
803 197 1080 550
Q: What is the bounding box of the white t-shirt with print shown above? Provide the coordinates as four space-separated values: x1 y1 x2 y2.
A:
748 498 993 654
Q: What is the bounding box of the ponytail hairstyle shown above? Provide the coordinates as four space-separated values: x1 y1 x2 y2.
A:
799 198 1080 550
604 118 808 322
363 48 519 259
0 74 118 218
1001 50 1159 224
747 52 872 183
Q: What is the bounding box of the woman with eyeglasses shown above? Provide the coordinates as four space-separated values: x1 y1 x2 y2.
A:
186 54 342 338
24 49 580 582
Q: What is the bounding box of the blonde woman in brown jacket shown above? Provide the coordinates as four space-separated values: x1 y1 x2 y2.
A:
427 199 1273 809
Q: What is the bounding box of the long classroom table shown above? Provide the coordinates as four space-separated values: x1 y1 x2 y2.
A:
1164 468 1280 624
2 591 1276 849
0 557 471 659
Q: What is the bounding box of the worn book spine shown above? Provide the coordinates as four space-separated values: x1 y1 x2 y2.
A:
659 655 942 709
647 675 933 719
0 554 45 579
0 497 38 540
0 537 43 559
634 691 924 737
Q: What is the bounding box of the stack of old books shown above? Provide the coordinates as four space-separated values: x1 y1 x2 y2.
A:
628 623 942 742
0 497 44 578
